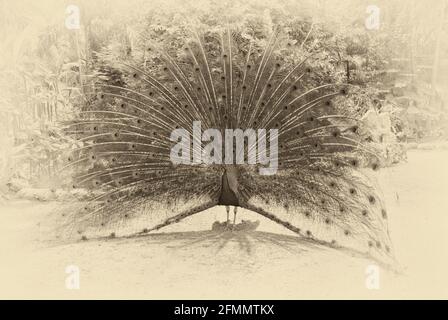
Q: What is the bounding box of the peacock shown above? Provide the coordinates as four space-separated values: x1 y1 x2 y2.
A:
51 23 394 265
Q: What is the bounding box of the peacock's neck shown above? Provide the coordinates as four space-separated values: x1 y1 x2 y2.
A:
218 166 240 206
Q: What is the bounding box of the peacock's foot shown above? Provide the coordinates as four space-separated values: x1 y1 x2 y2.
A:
211 219 260 232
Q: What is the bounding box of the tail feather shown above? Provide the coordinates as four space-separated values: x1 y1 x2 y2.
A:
48 24 394 264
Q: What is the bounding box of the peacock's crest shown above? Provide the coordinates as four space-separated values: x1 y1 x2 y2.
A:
51 23 394 265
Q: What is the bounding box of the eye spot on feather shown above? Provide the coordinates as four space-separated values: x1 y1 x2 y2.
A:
325 218 331 224
306 230 312 237
242 85 247 90
381 209 387 219
340 88 348 95
221 76 225 80
247 64 251 69
351 125 358 134
222 54 227 58
296 129 305 137
368 195 376 204
306 67 312 73
368 241 373 247
372 163 379 171
304 211 311 218
132 73 138 78
344 230 350 236
362 209 368 216
81 236 87 241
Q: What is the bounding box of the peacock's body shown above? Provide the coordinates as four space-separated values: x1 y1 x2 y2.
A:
54 24 394 264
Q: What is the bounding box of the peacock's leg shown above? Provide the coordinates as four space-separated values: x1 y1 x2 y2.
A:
233 206 238 225
226 205 230 222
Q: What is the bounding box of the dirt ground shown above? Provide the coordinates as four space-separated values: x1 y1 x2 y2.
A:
0 149 447 299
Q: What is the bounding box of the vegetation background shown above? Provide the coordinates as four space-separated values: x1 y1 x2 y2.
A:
1 0 447 197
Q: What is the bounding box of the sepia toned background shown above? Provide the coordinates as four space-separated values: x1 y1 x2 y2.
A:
0 0 447 299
